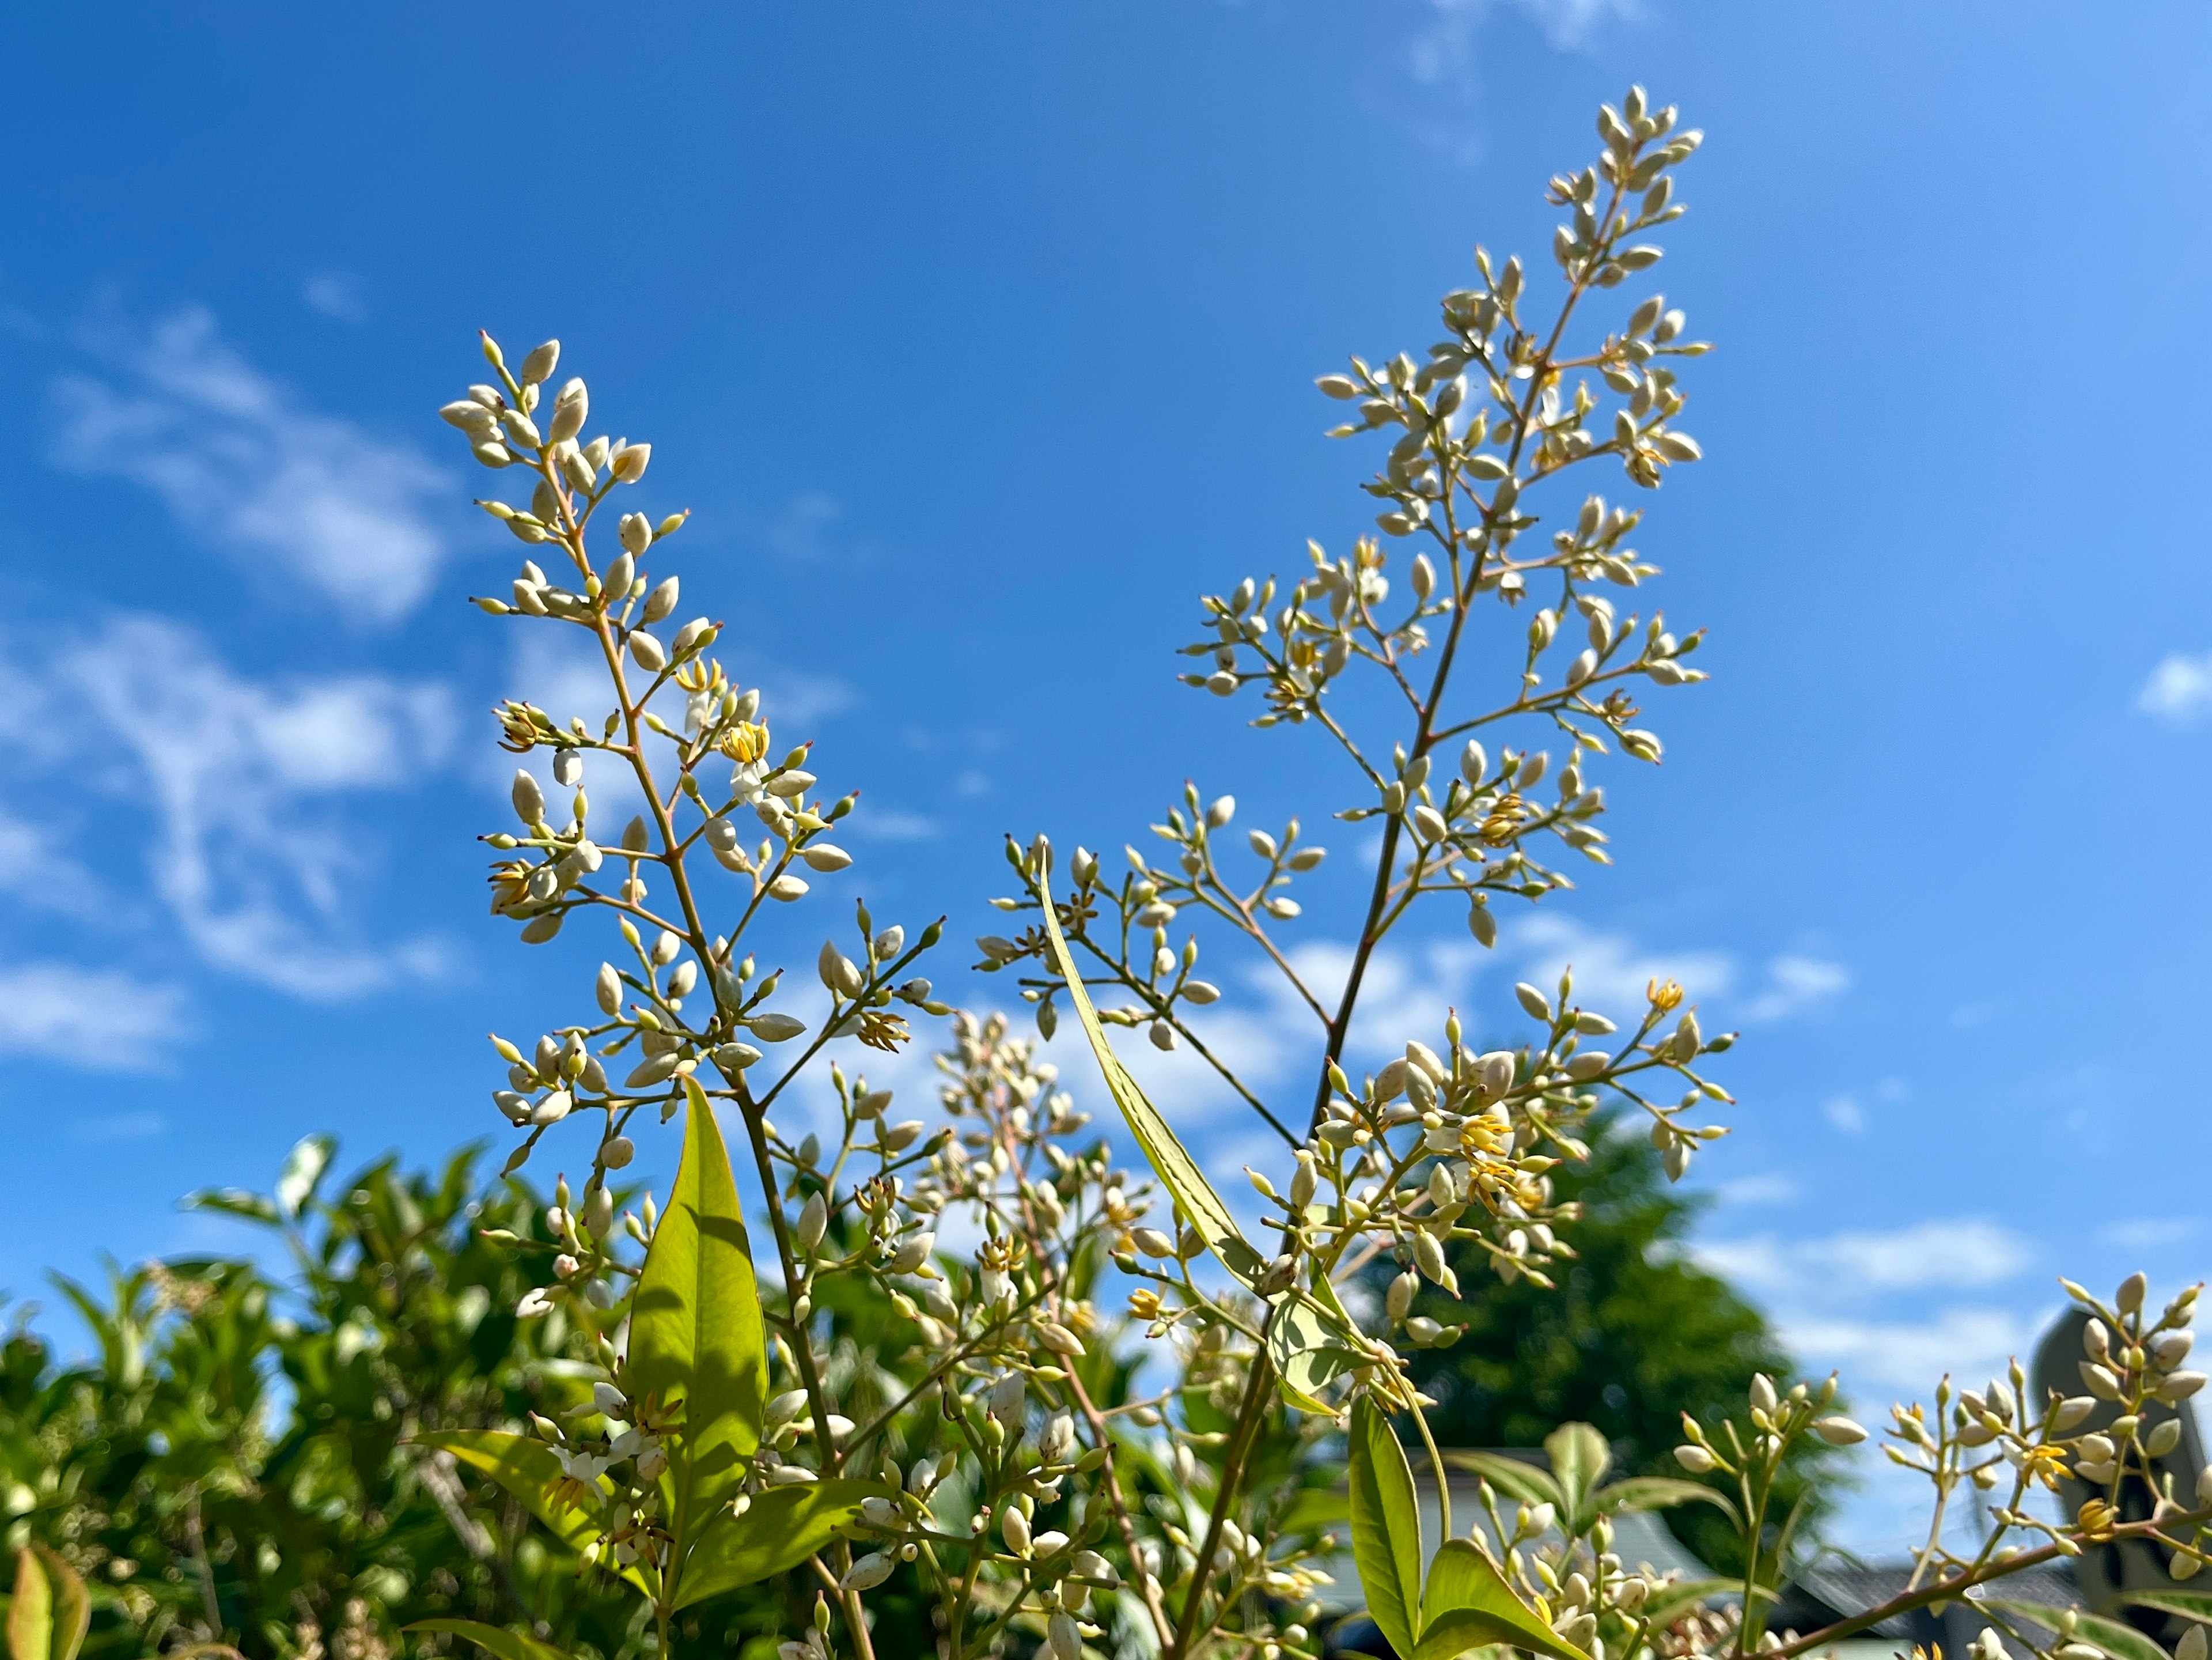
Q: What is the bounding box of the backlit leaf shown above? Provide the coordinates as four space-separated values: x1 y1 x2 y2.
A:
1984 1600 2168 1660
414 1431 656 1599
1543 1423 1610 1525
405 1620 577 1660
1419 1540 1590 1660
1441 1450 1560 1511
7 1547 88 1660
672 1481 887 1608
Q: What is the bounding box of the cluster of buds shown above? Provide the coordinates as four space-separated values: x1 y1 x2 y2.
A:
1675 1371 1866 1479
526 1377 676 1576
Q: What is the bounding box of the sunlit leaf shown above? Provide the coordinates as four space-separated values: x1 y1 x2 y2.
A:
405 1619 576 1660
671 1481 887 1609
1418 1539 1590 1660
180 1188 279 1226
1589 1476 1736 1525
1544 1423 1610 1525
1349 1396 1423 1659
1269 1276 1369 1416
414 1430 656 1598
7 1547 88 1660
275 1134 336 1222
1037 876 1267 1288
1985 1600 2169 1660
1441 1450 1560 1511
2122 1591 2212 1625
631 1078 769 1568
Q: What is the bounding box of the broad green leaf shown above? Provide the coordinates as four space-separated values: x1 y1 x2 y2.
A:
275 1134 335 1221
1639 1577 1753 1631
1418 1540 1590 1660
1037 876 1267 1288
405 1620 577 1660
1984 1601 2169 1660
1349 1396 1423 1660
1280 1487 1351 1534
414 1431 656 1598
8 1546 88 1660
630 1079 768 1557
1590 1476 1737 1526
1543 1424 1610 1526
671 1480 887 1608
1441 1450 1561 1511
2122 1591 2212 1625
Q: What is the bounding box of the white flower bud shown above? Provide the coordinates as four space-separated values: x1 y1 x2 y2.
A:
1748 1374 1778 1415
801 843 852 872
668 960 696 999
1515 982 1552 1022
819 940 866 998
841 1552 893 1591
1480 1050 1516 1095
1206 795 1236 827
796 1192 828 1252
1132 1228 1176 1257
643 574 679 622
1468 899 1497 947
748 1012 807 1042
887 1232 934 1273
619 512 654 556
512 770 546 825
768 874 810 901
552 749 584 789
601 1136 635 1170
1675 1443 1717 1473
520 341 560 385
628 629 668 672
530 1090 573 1125
1387 1272 1417 1322
1406 1316 1444 1345
714 1042 763 1071
1811 1416 1866 1446
1048 1612 1081 1660
881 1120 925 1153
1183 980 1221 1004
1002 1506 1032 1556
873 925 905 960
1072 1549 1118 1587
596 962 623 1015
611 442 652 483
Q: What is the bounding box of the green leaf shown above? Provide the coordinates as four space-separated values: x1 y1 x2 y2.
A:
1418 1540 1589 1660
1349 1396 1423 1660
671 1481 887 1608
414 1431 656 1598
275 1134 336 1221
1441 1450 1561 1511
1543 1424 1610 1526
7 1547 88 1660
180 1188 279 1226
1037 876 1267 1288
1638 1578 1749 1631
630 1078 769 1568
2122 1591 2212 1625
1269 1277 1369 1416
1279 1487 1351 1534
1590 1476 1737 1526
1985 1600 2169 1660
404 1620 577 1660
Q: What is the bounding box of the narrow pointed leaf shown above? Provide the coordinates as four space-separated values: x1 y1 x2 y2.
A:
1441 1450 1561 1511
10 1548 52 1660
1639 1578 1753 1631
405 1620 577 1660
1984 1601 2169 1660
1589 1477 1736 1524
1038 876 1268 1287
31 1550 86 1660
1349 1396 1423 1659
1418 1541 1589 1660
1543 1423 1610 1525
631 1079 768 1560
2121 1591 2212 1625
275 1134 336 1221
671 1480 888 1608
414 1431 656 1598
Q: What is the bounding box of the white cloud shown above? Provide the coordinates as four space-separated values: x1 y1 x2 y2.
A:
301 273 366 322
1697 1217 2034 1299
1741 953 1851 1021
1413 0 1640 86
1715 1172 1800 1207
1785 1305 2039 1397
1823 1092 1867 1134
0 615 454 1000
1512 913 1734 1018
2138 652 2212 721
51 307 449 620
2099 1216 2201 1251
0 963 188 1071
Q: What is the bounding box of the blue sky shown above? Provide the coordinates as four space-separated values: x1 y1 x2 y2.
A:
3 0 2210 1549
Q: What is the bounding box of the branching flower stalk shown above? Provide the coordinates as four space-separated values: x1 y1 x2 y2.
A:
407 85 2212 1660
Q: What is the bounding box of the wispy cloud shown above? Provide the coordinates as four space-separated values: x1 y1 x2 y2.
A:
0 615 454 1000
2138 652 2212 722
301 273 367 323
2099 1216 2201 1251
1697 1217 2035 1299
1513 916 1847 1028
51 307 449 620
1785 1306 2040 1397
0 963 188 1072
1741 953 1851 1020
